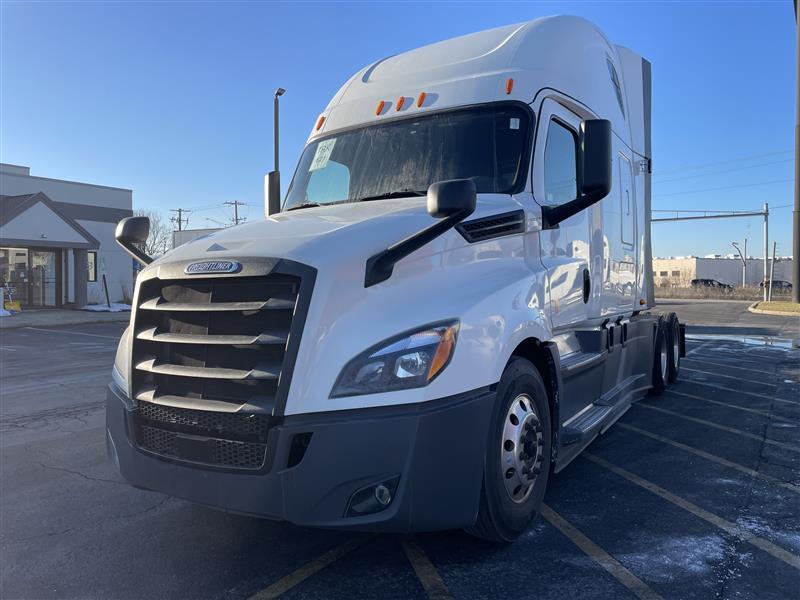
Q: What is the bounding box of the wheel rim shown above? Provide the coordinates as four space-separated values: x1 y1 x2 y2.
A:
660 335 668 382
500 394 544 504
672 325 680 370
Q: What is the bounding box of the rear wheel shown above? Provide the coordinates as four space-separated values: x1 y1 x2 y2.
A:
650 319 668 396
466 357 552 542
664 313 681 383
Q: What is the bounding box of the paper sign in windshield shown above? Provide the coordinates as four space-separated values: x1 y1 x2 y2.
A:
309 139 336 171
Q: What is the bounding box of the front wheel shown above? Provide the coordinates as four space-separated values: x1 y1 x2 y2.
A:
466 357 552 542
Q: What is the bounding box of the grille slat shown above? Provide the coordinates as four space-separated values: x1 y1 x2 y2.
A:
130 272 302 470
135 357 281 380
135 326 289 346
139 297 296 312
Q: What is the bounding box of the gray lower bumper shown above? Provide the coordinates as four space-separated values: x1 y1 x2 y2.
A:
106 384 495 532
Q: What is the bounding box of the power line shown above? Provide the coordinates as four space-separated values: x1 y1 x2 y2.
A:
654 150 792 177
654 158 792 185
653 178 793 198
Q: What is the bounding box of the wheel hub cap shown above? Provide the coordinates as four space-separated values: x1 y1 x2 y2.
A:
501 394 544 503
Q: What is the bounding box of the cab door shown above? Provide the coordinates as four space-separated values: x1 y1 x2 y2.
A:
532 99 595 329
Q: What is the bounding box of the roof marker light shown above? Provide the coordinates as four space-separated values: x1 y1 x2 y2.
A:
416 92 426 108
315 115 325 131
396 96 405 111
505 78 514 95
376 100 385 116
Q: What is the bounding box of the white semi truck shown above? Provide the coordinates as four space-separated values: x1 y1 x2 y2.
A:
108 15 684 541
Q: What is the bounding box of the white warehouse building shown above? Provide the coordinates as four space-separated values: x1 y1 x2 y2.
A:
0 163 133 307
653 256 795 288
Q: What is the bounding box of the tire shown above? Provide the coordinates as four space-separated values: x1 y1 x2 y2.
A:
466 357 552 542
649 318 668 396
664 313 680 384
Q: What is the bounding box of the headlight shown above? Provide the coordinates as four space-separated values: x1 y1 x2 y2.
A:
331 321 459 398
111 327 130 393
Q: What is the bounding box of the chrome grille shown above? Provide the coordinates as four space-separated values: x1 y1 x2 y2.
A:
130 272 303 470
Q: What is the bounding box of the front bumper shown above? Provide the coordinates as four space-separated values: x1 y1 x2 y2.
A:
106 384 495 532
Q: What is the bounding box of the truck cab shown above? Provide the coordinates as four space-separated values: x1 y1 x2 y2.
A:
107 15 683 541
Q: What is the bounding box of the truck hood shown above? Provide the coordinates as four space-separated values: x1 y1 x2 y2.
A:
160 198 434 270
153 195 524 272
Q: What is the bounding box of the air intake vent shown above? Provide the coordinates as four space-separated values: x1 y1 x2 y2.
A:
456 210 525 243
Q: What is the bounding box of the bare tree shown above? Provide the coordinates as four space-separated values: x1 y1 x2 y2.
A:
133 209 171 256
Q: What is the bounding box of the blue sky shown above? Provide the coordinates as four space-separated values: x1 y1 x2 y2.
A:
1 1 795 258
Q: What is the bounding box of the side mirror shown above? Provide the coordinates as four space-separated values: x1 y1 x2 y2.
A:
541 119 612 229
364 179 476 287
265 171 281 216
115 216 153 265
427 178 477 218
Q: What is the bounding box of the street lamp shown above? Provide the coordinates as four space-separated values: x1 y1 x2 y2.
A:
732 242 746 287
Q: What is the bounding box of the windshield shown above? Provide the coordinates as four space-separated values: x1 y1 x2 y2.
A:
283 104 531 211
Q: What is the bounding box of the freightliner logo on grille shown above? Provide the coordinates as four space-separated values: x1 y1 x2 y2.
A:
184 260 242 275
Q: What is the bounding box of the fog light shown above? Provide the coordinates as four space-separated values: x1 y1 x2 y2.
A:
345 476 400 517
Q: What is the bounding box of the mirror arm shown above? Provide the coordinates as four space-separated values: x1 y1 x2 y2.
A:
540 188 608 230
364 206 474 287
118 241 153 266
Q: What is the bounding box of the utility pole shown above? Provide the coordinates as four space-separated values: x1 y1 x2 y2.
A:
170 208 190 231
224 200 247 226
793 0 800 302
764 202 769 301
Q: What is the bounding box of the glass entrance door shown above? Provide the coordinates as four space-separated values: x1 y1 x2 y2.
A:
0 247 30 306
30 250 59 307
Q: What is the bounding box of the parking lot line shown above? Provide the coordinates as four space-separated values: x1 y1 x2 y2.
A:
400 537 453 600
681 366 777 387
26 326 120 340
615 422 800 495
681 357 774 376
665 390 797 423
540 504 663 600
635 404 800 453
583 453 800 570
247 536 372 600
672 379 798 406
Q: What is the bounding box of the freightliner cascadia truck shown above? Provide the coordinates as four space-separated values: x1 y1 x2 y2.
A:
108 15 685 541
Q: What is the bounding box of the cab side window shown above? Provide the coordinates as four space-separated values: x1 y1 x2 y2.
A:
543 120 577 205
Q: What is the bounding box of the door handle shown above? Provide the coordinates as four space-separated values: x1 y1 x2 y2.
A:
582 268 591 303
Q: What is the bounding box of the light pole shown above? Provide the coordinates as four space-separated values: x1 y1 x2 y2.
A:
732 242 746 287
793 0 799 302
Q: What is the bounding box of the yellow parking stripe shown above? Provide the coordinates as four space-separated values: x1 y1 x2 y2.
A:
248 536 372 599
681 367 777 387
541 505 663 599
665 390 797 423
616 422 800 494
401 537 453 600
584 453 800 570
636 404 800 453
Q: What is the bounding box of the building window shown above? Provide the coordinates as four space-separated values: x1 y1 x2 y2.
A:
659 271 668 277
671 271 680 277
87 251 97 282
543 119 577 205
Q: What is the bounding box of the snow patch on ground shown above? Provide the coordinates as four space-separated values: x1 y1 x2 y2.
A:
610 533 752 583
81 303 131 313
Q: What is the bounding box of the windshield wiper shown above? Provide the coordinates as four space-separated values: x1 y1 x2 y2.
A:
354 190 426 202
285 202 322 212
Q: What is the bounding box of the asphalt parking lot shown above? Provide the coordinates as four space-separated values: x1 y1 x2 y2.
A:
1 300 798 599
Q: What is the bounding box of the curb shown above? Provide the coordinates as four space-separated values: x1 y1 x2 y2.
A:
748 302 800 317
0 312 130 330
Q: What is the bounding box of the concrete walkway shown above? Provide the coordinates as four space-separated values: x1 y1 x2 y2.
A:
0 308 130 330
